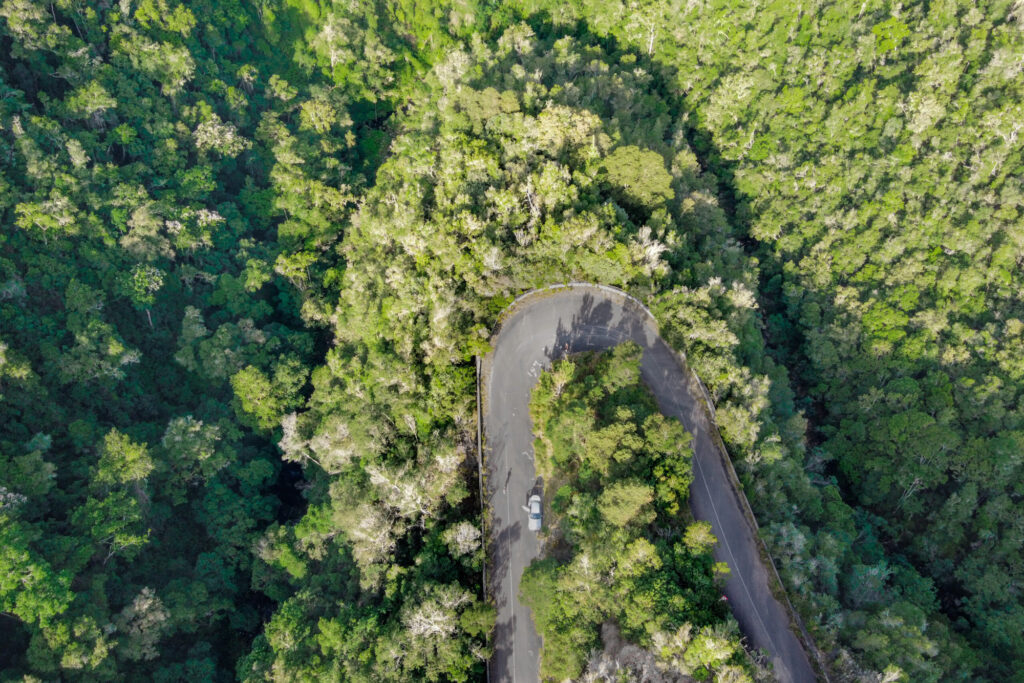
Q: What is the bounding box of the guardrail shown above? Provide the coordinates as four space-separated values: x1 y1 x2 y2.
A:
475 353 490 682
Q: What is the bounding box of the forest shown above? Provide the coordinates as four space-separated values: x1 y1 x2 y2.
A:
0 0 1021 681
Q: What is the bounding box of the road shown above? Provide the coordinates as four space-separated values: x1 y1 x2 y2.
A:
482 284 817 683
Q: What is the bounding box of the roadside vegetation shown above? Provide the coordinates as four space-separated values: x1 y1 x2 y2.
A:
522 343 752 682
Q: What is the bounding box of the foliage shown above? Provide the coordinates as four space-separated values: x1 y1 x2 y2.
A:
522 343 750 681
1 0 1018 679
0 0 343 675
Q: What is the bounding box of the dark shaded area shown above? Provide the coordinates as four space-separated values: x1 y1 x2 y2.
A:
0 615 29 671
272 461 307 522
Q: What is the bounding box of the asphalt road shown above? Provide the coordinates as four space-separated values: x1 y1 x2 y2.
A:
482 285 817 683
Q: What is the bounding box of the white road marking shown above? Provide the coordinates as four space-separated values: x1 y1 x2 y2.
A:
690 432 775 645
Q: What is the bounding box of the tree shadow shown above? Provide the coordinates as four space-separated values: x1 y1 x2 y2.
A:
488 519 522 604
545 292 655 363
488 518 522 679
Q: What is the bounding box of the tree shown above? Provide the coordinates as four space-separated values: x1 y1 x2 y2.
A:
71 491 149 564
118 264 165 326
442 521 482 558
114 587 170 661
96 430 154 486
598 481 655 527
0 516 74 625
231 358 308 432
683 521 717 554
599 145 675 214
160 416 227 504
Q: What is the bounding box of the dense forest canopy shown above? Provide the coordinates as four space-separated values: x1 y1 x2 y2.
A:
0 0 1021 681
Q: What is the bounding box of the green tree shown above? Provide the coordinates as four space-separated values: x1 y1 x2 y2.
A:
0 517 74 625
599 145 675 213
96 430 154 486
598 480 655 527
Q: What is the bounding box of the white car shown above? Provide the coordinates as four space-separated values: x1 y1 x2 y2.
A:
528 494 542 531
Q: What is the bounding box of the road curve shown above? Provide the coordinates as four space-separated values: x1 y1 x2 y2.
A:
482 284 817 683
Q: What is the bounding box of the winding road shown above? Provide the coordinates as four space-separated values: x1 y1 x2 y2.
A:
482 284 817 683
